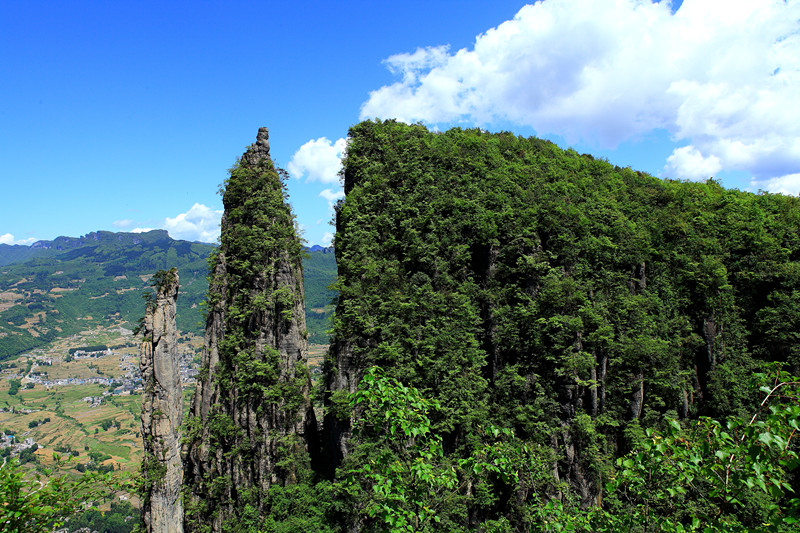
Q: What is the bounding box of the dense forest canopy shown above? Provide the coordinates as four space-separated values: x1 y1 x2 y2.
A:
319 120 800 530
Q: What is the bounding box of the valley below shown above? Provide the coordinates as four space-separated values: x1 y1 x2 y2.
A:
0 325 328 477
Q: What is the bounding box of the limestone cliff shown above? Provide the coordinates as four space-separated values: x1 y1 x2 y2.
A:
139 268 183 533
184 128 317 532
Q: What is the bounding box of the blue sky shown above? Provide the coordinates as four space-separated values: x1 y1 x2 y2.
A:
1 0 798 247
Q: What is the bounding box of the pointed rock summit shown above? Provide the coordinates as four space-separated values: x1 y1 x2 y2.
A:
241 126 271 167
184 128 317 531
139 268 183 533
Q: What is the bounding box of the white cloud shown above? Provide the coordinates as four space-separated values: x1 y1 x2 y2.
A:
361 0 800 184
318 188 346 220
751 173 800 196
163 203 223 243
320 232 335 247
664 145 722 181
287 137 347 184
112 219 135 229
131 227 155 234
319 188 345 203
0 233 36 246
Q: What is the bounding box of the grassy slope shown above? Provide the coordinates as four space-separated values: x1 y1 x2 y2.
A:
303 247 337 344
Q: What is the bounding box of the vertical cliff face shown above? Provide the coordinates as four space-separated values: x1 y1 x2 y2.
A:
140 268 183 533
321 120 800 523
184 128 316 531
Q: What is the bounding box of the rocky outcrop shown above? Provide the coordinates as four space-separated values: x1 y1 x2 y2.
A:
241 126 271 167
184 128 317 532
139 268 183 533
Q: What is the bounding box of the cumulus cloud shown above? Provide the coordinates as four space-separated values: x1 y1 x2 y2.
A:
319 188 345 203
751 173 800 196
163 203 223 243
360 0 800 186
665 146 722 181
320 232 335 247
288 137 347 184
0 233 36 246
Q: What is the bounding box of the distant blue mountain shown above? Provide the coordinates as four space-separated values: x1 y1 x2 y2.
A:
305 244 335 254
0 230 177 267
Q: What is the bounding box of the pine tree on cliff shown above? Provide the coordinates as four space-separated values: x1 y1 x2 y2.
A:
184 128 317 532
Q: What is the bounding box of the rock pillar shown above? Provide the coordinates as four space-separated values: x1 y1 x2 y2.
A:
140 268 183 533
184 128 317 531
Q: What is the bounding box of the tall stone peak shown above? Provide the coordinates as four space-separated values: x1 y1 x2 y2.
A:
241 126 271 167
139 268 183 533
184 128 317 532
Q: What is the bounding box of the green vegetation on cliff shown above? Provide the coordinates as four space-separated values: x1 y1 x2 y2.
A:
11 122 799 532
184 132 318 532
321 120 800 530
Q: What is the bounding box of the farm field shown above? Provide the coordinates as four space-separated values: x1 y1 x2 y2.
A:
0 326 202 474
0 326 328 476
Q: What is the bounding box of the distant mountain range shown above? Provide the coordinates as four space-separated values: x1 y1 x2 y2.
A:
0 230 184 266
0 230 336 359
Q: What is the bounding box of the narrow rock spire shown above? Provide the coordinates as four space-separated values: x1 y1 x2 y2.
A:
241 126 271 167
184 128 317 532
139 268 183 533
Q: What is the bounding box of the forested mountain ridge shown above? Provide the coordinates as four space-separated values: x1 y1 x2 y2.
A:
0 230 184 267
321 120 800 529
304 246 337 344
0 230 336 358
0 230 213 358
